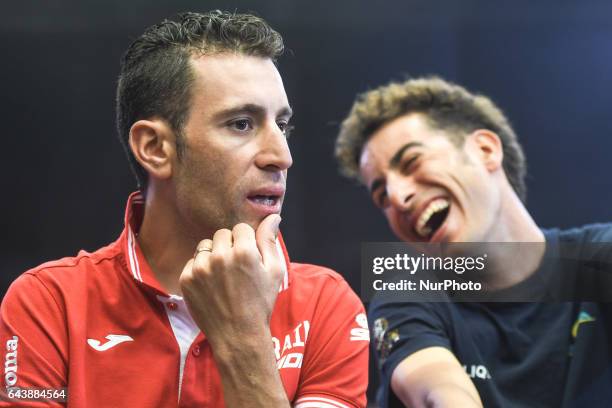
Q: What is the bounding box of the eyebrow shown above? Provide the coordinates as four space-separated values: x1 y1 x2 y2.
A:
389 142 423 168
213 103 293 121
368 142 424 193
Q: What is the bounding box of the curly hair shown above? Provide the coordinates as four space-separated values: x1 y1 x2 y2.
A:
116 11 284 190
335 76 527 202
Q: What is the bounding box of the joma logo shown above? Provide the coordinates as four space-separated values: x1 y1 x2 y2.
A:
5 336 19 387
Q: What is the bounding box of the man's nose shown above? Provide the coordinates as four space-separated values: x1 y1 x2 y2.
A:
386 173 415 210
255 122 293 171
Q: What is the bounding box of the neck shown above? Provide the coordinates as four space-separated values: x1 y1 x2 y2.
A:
136 184 212 295
479 190 545 290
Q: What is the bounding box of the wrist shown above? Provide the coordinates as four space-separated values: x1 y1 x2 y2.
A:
208 324 273 365
207 327 289 407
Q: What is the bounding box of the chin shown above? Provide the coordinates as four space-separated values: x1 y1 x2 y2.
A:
243 213 274 230
452 230 480 243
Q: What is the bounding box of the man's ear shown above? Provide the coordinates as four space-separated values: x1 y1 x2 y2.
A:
467 129 503 172
129 119 176 181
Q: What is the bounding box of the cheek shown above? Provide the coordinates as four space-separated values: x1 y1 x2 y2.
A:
463 168 494 199
384 209 411 239
190 147 239 184
176 151 227 200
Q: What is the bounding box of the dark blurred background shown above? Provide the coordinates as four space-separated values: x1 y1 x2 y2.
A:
2 0 612 402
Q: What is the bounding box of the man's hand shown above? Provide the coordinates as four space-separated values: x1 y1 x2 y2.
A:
179 214 290 407
180 214 283 338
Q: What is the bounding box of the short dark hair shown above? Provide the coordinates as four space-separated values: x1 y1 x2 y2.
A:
335 76 527 202
116 10 284 190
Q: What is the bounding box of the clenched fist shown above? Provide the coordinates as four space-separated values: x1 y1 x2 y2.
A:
179 214 291 407
179 214 284 342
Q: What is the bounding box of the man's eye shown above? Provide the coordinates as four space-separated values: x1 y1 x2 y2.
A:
277 121 294 138
230 119 252 132
401 155 420 174
375 191 389 209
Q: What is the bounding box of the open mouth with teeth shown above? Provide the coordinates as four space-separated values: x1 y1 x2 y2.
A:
249 195 280 206
414 198 450 240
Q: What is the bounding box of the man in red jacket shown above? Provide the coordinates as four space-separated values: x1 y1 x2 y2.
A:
1 11 369 407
